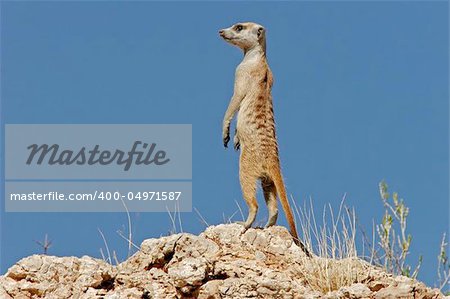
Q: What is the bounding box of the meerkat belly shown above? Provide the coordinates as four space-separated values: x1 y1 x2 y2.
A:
236 95 278 155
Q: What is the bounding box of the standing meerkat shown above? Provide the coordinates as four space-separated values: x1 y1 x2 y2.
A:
219 22 310 256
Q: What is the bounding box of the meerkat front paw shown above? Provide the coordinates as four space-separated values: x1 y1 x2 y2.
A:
223 125 231 148
233 135 240 151
223 133 230 148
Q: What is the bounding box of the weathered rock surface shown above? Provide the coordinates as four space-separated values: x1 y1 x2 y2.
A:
0 224 445 298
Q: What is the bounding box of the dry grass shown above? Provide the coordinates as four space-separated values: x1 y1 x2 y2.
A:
293 196 371 293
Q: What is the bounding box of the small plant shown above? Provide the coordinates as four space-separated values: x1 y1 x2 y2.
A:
437 233 449 292
98 198 140 265
35 234 52 255
166 202 183 235
376 181 421 278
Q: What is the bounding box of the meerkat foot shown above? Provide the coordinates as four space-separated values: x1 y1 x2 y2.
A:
235 220 252 230
264 211 278 228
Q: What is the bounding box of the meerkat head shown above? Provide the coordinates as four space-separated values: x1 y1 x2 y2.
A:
219 22 266 53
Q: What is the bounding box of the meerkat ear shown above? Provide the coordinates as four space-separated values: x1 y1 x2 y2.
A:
257 27 265 38
256 26 266 52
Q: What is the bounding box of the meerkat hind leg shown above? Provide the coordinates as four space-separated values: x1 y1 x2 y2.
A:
236 158 258 230
262 178 278 228
238 179 258 230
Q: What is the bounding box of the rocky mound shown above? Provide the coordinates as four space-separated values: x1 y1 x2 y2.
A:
0 224 445 298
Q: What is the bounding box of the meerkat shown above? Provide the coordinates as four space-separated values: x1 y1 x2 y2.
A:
219 22 310 256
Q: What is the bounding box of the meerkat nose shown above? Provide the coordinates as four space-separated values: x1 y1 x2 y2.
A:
219 29 225 36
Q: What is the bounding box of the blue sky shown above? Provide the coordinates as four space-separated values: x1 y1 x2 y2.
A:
1 1 448 288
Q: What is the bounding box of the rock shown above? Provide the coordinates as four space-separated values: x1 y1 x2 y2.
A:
374 283 413 299
0 224 445 298
340 283 372 298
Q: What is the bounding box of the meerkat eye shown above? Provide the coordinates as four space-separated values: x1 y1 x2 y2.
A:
235 25 243 32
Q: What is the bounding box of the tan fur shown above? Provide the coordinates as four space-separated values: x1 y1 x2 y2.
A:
219 22 310 256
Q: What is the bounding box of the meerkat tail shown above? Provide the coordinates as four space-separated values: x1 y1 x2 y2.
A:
271 167 311 257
